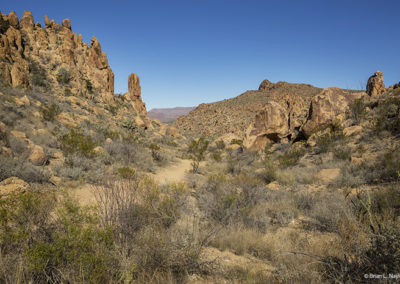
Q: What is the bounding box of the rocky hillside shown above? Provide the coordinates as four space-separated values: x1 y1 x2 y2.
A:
148 106 195 123
173 80 322 140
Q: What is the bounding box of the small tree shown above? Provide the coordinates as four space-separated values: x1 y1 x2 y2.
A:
188 137 209 173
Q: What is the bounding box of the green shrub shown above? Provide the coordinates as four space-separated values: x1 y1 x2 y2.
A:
29 60 49 89
27 201 115 283
59 128 96 157
188 137 209 173
40 102 61 122
374 97 400 134
85 79 93 94
349 97 366 123
216 140 226 150
230 139 243 146
277 148 305 168
117 166 136 179
212 150 222 162
120 119 138 130
56 68 71 85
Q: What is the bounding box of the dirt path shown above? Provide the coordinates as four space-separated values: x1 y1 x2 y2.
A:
151 158 193 184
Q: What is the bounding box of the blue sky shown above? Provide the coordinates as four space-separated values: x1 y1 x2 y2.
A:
1 1 399 109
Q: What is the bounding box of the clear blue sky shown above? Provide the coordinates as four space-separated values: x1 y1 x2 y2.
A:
1 1 399 109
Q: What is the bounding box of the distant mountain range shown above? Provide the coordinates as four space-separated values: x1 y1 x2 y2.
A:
147 107 196 123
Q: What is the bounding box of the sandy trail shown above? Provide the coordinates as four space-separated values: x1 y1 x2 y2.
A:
150 158 193 185
69 159 195 206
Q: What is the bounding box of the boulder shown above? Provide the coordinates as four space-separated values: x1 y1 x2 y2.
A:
93 146 105 155
29 145 46 166
0 121 6 136
258 79 274 91
366 71 386 96
301 87 364 138
343 125 363 137
244 101 289 150
313 168 341 183
0 177 29 197
14 95 30 107
20 11 34 30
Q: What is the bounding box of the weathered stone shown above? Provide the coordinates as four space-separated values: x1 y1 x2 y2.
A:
8 11 19 28
29 145 46 166
14 95 30 107
0 121 6 136
0 177 29 197
343 125 363 137
20 11 34 30
44 15 51 28
301 87 363 138
366 71 386 96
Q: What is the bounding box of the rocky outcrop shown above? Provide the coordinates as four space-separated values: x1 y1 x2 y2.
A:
0 10 114 103
258 79 274 91
301 87 365 138
123 73 146 114
366 71 386 96
173 82 321 139
243 91 306 149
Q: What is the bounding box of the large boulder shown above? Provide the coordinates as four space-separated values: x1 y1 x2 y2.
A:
244 101 289 149
366 71 386 96
8 11 19 28
301 87 364 138
244 91 306 150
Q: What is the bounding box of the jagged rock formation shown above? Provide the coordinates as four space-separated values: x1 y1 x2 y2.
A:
173 81 321 139
0 10 114 103
366 71 386 96
122 73 146 115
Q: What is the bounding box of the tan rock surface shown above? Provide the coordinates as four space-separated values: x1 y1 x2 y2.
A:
302 87 363 138
0 177 29 197
366 71 386 96
313 168 341 183
29 145 47 166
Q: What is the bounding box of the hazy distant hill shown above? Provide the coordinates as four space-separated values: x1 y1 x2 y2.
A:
148 107 196 123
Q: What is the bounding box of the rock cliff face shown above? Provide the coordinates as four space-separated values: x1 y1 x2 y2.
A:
0 10 114 103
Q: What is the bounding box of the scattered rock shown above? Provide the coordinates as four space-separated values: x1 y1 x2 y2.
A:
0 121 6 136
350 156 363 166
313 168 341 183
1 146 12 156
0 177 29 197
93 146 105 155
366 71 386 96
15 95 30 107
29 145 47 166
343 125 363 137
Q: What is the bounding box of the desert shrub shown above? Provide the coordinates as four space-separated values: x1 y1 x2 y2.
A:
259 158 277 183
308 192 353 233
215 140 226 150
40 102 61 122
333 146 352 160
374 97 400 134
56 68 71 85
212 150 222 162
84 78 93 93
59 128 95 157
117 166 136 179
315 122 345 154
374 148 400 182
27 201 115 283
230 138 243 146
0 157 50 183
349 97 366 123
120 119 138 130
29 60 49 89
187 137 209 173
64 87 72 96
8 136 28 154
277 147 305 168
